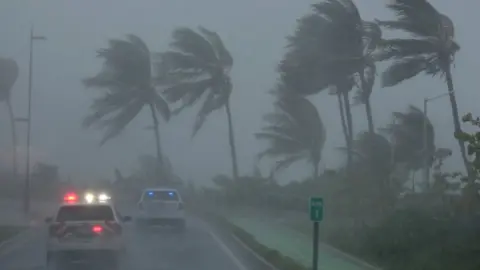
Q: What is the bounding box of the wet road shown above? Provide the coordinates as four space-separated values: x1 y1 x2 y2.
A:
0 208 266 270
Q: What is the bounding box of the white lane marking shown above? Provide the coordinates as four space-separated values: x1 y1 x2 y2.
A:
208 230 248 270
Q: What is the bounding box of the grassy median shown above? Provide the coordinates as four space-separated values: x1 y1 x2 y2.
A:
198 210 308 270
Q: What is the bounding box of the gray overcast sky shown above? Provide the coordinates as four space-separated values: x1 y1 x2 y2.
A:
0 0 478 185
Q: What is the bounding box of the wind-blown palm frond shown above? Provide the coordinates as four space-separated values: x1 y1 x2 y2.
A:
279 0 366 95
83 34 170 145
256 92 326 175
376 0 460 87
159 26 233 136
381 105 435 170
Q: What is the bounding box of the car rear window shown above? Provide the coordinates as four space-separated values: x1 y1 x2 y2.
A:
56 205 115 222
143 190 179 201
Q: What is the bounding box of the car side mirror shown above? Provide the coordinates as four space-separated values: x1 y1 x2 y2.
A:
45 217 53 223
122 216 132 222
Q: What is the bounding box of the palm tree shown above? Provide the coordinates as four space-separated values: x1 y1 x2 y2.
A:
158 26 239 180
0 58 19 182
278 0 381 173
255 90 326 180
83 35 170 181
375 0 468 179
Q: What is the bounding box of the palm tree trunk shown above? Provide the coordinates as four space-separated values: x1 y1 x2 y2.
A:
337 92 351 168
359 71 374 134
149 103 163 183
225 100 239 181
445 66 470 178
342 91 354 172
445 65 475 213
365 98 374 134
6 99 17 182
313 161 319 181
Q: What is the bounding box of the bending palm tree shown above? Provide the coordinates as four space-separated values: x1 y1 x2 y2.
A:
83 35 170 181
159 26 239 180
278 0 381 173
256 91 326 180
375 0 468 179
0 58 19 182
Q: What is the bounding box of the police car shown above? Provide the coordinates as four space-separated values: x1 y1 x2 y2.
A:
45 192 131 269
136 188 186 231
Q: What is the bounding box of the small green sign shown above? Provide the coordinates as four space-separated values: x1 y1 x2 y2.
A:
309 197 323 222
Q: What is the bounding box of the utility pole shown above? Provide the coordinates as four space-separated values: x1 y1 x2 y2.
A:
24 25 46 214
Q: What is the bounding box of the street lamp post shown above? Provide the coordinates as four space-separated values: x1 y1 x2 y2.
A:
422 91 455 189
24 25 46 214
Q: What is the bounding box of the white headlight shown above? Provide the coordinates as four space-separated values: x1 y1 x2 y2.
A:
85 193 95 203
98 193 110 202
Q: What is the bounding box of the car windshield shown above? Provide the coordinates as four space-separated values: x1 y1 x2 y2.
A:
143 190 179 201
56 205 115 222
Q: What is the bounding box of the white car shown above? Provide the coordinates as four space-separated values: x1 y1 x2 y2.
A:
136 188 186 231
45 198 131 269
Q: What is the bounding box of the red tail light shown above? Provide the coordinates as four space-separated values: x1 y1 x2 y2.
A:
92 225 103 233
49 222 66 237
63 192 78 203
105 220 122 234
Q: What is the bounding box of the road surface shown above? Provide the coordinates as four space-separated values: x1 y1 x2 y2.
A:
0 204 269 270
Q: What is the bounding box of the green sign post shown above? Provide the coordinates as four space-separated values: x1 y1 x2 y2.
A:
309 197 324 222
309 197 323 270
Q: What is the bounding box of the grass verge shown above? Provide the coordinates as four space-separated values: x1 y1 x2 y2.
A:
198 210 308 270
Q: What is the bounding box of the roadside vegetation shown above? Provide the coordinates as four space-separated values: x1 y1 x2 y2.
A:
1 0 479 269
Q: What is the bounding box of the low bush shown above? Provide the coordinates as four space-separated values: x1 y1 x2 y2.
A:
342 209 480 270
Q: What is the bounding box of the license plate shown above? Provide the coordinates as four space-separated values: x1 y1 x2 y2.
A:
61 234 94 242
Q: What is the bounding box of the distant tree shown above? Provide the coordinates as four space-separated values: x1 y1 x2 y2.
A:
32 162 59 183
376 0 468 181
256 90 326 180
338 132 397 213
83 35 170 182
381 105 435 188
158 26 239 181
0 58 19 182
